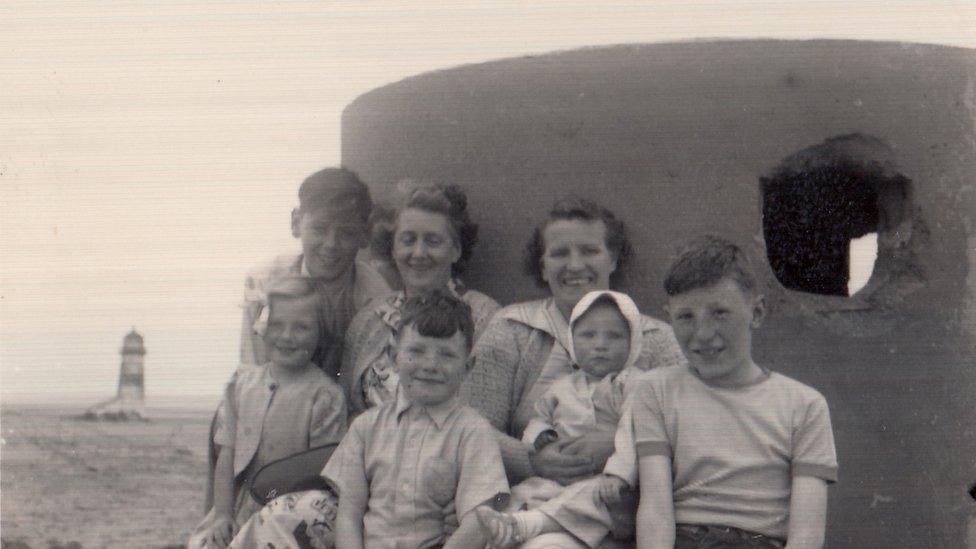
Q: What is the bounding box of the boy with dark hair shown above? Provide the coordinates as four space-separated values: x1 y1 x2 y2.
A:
324 288 508 549
240 167 392 377
634 236 838 548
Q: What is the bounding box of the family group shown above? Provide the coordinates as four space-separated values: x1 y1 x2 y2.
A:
188 167 838 549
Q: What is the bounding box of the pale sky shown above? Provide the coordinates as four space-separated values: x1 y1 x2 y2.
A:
2 1 974 407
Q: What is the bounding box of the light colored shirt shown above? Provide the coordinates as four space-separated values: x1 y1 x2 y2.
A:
239 253 392 376
214 363 348 478
460 298 685 481
322 393 509 549
631 364 838 539
521 367 637 446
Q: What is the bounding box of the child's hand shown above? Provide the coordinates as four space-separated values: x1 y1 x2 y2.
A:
594 475 629 507
207 514 236 548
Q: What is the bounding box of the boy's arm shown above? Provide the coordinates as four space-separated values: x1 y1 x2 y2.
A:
785 476 828 549
636 455 674 549
787 392 836 548
443 506 491 549
335 488 367 549
326 417 369 549
331 449 368 549
239 269 268 365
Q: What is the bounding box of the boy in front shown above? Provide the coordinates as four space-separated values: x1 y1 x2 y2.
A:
635 236 837 549
323 288 509 549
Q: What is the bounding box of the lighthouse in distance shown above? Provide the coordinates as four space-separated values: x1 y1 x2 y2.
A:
117 329 145 401
85 328 147 420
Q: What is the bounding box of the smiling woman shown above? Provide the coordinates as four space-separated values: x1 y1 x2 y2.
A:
340 182 500 414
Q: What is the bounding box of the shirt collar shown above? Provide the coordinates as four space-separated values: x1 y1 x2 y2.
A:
498 298 572 349
688 364 772 389
394 390 459 430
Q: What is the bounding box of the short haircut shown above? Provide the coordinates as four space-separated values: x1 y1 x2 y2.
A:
265 276 332 364
663 236 758 296
397 288 475 354
373 181 478 277
298 167 373 226
523 197 632 288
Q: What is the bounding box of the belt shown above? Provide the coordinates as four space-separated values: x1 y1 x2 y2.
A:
676 523 786 548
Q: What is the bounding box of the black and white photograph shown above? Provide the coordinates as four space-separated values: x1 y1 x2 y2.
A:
2 2 975 548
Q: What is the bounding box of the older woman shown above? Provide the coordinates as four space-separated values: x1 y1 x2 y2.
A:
229 182 499 548
459 197 684 546
341 181 500 413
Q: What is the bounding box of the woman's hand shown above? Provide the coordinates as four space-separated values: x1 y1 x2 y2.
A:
529 441 594 485
561 427 616 471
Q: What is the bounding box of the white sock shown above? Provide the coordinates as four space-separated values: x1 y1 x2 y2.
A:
513 509 547 540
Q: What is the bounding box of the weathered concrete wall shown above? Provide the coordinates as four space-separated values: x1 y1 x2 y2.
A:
342 40 976 547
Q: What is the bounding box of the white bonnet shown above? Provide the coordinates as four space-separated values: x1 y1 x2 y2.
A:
567 290 643 371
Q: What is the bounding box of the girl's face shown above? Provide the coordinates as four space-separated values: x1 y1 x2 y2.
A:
572 302 631 380
540 219 617 318
393 208 461 295
264 296 320 371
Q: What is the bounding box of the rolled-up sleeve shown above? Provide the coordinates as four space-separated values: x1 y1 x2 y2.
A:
632 383 671 459
455 418 511 519
321 414 367 499
791 394 838 483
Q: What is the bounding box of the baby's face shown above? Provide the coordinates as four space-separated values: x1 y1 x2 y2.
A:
572 303 631 380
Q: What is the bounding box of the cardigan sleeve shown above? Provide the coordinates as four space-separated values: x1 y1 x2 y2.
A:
637 319 685 371
460 316 537 481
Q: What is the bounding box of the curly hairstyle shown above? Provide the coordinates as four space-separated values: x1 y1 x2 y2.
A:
663 236 758 297
372 181 479 277
523 197 633 288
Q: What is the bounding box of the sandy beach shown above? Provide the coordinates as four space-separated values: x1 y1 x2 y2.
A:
1 403 213 548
